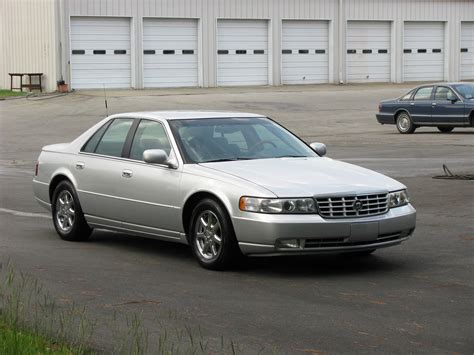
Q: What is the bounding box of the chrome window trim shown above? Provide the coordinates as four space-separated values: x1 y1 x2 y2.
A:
79 116 184 168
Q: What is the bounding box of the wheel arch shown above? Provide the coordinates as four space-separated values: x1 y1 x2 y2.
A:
48 169 78 202
469 110 474 126
394 108 411 120
182 190 234 239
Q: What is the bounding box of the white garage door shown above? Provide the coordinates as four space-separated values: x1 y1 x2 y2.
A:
70 17 131 89
460 22 474 80
403 22 444 82
217 20 268 86
346 21 391 83
143 19 198 88
281 21 329 85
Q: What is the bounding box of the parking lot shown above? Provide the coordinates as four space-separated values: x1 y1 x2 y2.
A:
1 84 473 353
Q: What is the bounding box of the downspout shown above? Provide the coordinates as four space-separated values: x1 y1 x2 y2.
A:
338 0 344 84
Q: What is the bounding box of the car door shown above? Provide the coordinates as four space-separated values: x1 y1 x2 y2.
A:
113 119 183 238
409 86 434 124
75 118 135 225
431 86 466 125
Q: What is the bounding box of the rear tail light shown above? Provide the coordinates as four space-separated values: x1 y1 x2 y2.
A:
378 103 382 112
35 162 39 176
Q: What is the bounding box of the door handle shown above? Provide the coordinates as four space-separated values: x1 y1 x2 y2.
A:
75 162 85 170
410 102 414 106
432 102 437 106
122 169 133 178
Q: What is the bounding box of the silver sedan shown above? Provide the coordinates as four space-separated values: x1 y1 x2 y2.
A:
33 111 416 270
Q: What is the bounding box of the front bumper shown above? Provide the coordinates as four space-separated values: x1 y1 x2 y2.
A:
232 204 416 256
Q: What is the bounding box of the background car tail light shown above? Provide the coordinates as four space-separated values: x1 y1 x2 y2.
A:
35 162 39 176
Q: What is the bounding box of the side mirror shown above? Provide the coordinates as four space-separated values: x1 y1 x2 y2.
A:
309 142 327 156
143 149 178 168
449 97 458 104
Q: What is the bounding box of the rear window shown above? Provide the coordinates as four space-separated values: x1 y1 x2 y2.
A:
400 89 415 101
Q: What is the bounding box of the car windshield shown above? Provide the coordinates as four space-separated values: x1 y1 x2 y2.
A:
168 117 317 163
453 84 474 99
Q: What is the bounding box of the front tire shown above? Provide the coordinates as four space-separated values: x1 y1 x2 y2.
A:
52 181 92 241
437 126 454 133
189 198 240 270
396 112 416 134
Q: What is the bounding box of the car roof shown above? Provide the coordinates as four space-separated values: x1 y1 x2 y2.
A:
417 82 471 87
108 111 266 121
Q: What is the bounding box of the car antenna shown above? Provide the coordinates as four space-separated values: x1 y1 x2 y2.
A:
103 84 108 117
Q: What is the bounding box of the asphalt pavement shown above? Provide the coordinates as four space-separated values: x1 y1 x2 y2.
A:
0 84 473 353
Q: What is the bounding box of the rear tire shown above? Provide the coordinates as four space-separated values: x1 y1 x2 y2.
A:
189 198 241 270
52 181 92 241
437 126 454 133
396 112 416 134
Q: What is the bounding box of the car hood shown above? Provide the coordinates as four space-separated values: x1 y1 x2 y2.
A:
200 157 405 197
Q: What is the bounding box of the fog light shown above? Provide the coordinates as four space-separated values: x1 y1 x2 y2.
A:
277 239 300 248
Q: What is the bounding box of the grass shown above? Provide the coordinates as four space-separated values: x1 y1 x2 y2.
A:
0 89 27 98
0 320 83 355
0 262 252 354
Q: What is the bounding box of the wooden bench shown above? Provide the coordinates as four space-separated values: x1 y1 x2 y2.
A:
8 73 43 92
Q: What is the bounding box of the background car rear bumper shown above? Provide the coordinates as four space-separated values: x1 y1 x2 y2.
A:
376 113 394 124
232 204 416 256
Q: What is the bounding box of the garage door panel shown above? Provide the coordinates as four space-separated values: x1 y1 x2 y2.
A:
71 17 131 89
144 63 198 70
217 20 269 86
347 21 391 83
143 18 198 88
460 22 474 80
403 22 444 81
282 59 328 66
281 20 329 85
71 72 131 80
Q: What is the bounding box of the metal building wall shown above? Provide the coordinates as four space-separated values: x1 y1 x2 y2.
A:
0 0 59 92
343 0 474 83
2 0 472 91
62 0 340 88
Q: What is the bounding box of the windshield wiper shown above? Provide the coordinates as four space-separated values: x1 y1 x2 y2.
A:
275 155 307 158
200 157 253 163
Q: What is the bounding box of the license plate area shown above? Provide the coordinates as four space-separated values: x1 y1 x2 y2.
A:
350 222 379 242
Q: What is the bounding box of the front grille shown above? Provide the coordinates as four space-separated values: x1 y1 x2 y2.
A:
316 193 388 218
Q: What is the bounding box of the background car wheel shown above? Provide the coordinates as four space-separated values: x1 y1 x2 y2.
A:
52 180 92 241
437 126 454 133
396 112 416 134
189 198 241 270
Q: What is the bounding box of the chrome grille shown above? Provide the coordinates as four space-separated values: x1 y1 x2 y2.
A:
315 193 388 218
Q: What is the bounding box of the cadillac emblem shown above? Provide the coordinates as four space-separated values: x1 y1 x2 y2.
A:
353 200 364 212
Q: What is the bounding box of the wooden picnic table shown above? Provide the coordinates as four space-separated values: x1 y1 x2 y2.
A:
8 73 43 92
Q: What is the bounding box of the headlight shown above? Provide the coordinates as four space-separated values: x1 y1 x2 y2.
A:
239 196 317 214
389 190 410 208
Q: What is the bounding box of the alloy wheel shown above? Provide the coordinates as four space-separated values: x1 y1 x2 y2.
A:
194 210 222 261
55 190 75 233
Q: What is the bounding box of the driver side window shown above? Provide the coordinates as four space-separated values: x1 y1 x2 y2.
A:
129 120 171 161
434 87 456 101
